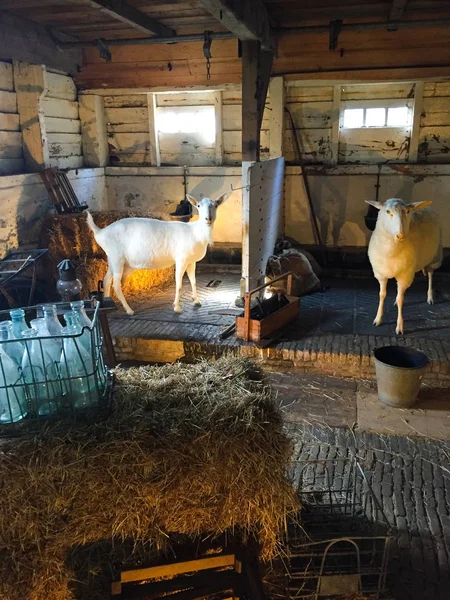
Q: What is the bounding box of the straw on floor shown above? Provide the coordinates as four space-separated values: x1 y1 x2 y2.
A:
0 358 298 600
40 212 175 298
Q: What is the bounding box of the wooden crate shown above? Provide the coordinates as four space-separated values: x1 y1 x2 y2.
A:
235 272 300 344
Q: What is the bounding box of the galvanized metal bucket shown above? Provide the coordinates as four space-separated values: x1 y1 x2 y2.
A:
374 345 429 408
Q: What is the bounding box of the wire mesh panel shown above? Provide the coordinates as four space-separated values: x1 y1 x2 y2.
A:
0 301 111 434
277 457 391 600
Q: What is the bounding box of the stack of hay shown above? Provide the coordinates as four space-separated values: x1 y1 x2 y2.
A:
0 358 298 600
40 212 174 299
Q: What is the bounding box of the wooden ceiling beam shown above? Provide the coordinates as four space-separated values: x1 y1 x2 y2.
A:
84 0 175 38
199 0 276 51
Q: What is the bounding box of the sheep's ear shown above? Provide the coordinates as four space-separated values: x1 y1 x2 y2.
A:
365 200 383 210
214 192 228 207
409 200 432 212
186 194 198 207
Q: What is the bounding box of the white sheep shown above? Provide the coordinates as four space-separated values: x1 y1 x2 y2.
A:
366 197 442 335
85 193 227 315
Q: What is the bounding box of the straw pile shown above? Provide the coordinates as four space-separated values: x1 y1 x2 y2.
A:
40 212 174 298
0 358 298 600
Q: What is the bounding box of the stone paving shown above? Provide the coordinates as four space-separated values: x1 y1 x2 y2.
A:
109 270 450 380
287 424 450 600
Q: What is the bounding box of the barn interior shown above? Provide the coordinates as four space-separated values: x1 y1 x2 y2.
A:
0 1 450 600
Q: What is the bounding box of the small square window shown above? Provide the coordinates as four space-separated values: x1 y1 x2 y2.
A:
366 108 386 127
343 108 364 128
387 106 409 127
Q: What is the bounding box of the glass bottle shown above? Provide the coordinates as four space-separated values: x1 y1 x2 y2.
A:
57 259 82 302
0 321 25 367
10 308 29 344
30 318 62 369
21 329 61 416
60 312 97 410
0 344 27 423
70 301 92 352
42 305 65 337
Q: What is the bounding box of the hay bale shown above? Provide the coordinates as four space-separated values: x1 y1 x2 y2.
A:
40 212 174 299
0 358 298 600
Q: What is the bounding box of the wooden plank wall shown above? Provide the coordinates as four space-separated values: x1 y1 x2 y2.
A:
105 94 150 166
0 61 24 175
419 82 450 162
43 71 83 169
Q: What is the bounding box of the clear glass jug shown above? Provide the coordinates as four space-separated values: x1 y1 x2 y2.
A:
60 312 97 410
10 308 29 346
70 301 92 352
0 344 28 423
0 321 25 367
21 329 61 416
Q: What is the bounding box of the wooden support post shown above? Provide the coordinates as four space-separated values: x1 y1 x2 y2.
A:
269 77 284 159
330 85 341 164
214 90 223 166
13 61 49 172
79 95 108 167
241 41 273 162
147 93 161 166
409 81 423 163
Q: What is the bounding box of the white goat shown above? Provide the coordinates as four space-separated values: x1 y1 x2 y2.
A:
367 198 442 335
85 193 227 315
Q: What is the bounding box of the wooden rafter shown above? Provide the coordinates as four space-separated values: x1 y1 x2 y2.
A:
199 0 276 51
85 0 175 38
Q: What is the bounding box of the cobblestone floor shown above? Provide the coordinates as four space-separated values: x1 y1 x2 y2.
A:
287 425 450 600
110 270 450 340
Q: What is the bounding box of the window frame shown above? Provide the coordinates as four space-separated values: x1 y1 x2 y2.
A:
339 98 414 131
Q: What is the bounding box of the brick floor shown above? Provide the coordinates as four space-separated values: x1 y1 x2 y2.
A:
287 425 450 600
108 270 450 381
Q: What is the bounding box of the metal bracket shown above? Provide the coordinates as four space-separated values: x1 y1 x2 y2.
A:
97 38 112 62
329 19 343 51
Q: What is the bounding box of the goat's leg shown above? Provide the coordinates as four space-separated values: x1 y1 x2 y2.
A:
173 262 187 313
373 277 388 326
395 276 413 335
104 266 113 297
186 263 201 306
112 263 135 316
427 269 434 305
121 265 134 287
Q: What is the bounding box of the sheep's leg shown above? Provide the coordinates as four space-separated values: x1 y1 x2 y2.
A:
173 262 187 313
104 266 113 297
373 277 388 326
427 270 434 305
186 263 201 306
112 263 134 316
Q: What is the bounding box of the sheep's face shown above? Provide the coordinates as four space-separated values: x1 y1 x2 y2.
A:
366 198 432 242
186 193 228 227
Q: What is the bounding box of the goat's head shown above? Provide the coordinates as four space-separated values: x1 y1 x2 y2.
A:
186 193 228 227
366 198 432 242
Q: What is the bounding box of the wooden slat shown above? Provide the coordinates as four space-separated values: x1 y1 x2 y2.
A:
284 128 332 162
421 97 450 127
156 91 218 107
48 155 84 169
42 98 79 120
286 85 333 103
105 106 148 124
48 133 82 145
48 140 82 157
339 127 409 163
0 62 14 92
286 101 333 129
0 157 24 175
0 91 17 114
45 116 81 134
341 82 414 101
46 72 77 101
108 132 150 153
423 82 450 98
121 555 236 584
222 104 270 131
103 94 148 108
0 131 22 158
0 113 20 131
418 125 450 161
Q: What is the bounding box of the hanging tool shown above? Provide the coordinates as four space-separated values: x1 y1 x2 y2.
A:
203 30 212 80
285 107 327 267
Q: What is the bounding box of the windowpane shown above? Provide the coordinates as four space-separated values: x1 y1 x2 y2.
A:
343 108 364 128
156 106 216 144
387 106 409 127
365 108 386 127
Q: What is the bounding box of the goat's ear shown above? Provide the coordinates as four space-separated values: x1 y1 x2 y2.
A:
186 194 198 207
214 193 228 207
408 200 432 212
365 200 383 210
